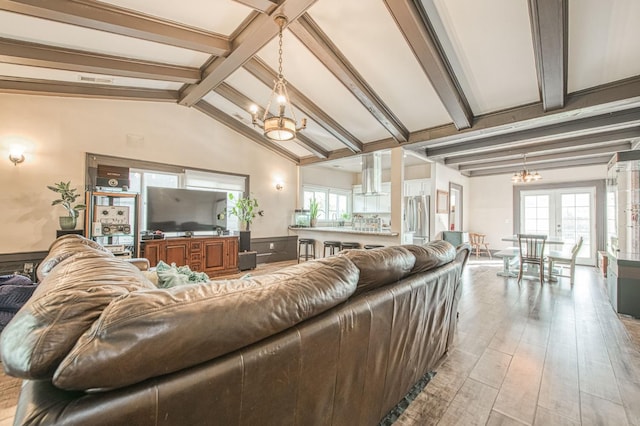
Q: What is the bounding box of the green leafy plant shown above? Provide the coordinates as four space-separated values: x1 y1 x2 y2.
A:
309 198 319 220
228 193 263 231
47 181 86 218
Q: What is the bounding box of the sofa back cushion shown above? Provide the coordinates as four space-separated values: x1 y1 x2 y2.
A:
341 246 416 297
1 239 155 380
36 234 111 281
53 255 360 391
403 241 457 274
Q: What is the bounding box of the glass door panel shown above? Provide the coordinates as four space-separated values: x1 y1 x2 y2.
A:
520 187 596 265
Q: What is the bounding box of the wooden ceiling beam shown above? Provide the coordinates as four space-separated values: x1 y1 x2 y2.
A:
467 155 612 177
289 14 409 142
383 0 473 130
458 142 631 171
443 127 640 165
426 106 640 158
231 0 278 14
409 75 640 150
0 76 179 101
194 101 300 163
528 0 568 111
0 0 229 55
0 38 200 83
214 83 329 159
179 0 318 107
243 57 363 152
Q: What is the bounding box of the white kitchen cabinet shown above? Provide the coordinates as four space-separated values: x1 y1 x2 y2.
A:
378 182 391 212
352 182 391 213
404 179 430 197
353 185 365 212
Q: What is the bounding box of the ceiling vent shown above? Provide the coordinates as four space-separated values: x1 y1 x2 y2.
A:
78 75 114 84
361 152 382 195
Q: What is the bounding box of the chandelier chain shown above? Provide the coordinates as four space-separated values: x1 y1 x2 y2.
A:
277 22 284 79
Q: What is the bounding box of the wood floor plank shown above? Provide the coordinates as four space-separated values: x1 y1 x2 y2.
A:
580 391 629 426
488 320 526 355
492 341 546 425
423 348 480 403
534 406 580 426
469 348 512 390
437 378 498 426
538 340 580 422
486 410 530 426
394 391 448 426
537 292 581 423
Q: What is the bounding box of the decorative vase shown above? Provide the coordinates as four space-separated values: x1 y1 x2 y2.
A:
310 218 317 227
59 216 77 230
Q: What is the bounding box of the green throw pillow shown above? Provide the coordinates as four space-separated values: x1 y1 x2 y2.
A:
155 261 209 288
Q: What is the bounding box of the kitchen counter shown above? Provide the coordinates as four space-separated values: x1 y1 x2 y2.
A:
289 226 398 237
288 226 401 256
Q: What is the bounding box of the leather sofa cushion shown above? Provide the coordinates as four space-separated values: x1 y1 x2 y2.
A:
341 246 416 297
1 245 155 380
53 255 359 391
403 241 457 274
36 234 111 281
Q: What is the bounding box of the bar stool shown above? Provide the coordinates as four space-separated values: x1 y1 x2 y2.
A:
323 240 342 257
364 244 384 250
298 238 316 263
340 242 360 250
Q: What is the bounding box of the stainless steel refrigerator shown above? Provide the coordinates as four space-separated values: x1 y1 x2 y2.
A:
404 195 430 245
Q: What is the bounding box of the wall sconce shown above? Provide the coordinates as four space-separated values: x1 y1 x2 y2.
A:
275 183 284 191
9 147 25 166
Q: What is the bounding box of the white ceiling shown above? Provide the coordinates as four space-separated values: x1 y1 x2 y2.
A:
0 0 639 177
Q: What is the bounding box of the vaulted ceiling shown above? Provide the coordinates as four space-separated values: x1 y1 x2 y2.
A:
1 0 639 177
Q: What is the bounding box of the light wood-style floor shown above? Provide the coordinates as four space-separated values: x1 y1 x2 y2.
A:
397 258 640 426
1 258 639 425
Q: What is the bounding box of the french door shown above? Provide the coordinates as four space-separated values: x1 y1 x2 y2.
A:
520 187 596 265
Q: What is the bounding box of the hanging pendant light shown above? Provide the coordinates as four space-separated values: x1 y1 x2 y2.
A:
511 154 542 183
250 15 306 142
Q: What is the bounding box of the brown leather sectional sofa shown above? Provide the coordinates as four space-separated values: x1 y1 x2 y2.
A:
1 235 470 425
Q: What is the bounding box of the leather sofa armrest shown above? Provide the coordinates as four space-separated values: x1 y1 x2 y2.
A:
125 258 150 271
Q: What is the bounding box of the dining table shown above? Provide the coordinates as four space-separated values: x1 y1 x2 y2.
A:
495 235 565 278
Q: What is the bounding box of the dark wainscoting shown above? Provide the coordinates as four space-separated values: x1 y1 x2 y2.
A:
250 236 297 264
0 251 48 282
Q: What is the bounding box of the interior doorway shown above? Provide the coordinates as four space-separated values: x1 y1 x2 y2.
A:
449 182 463 232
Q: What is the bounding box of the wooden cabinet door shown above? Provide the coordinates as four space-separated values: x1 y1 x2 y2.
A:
203 240 226 273
166 242 188 266
226 238 238 269
142 241 162 267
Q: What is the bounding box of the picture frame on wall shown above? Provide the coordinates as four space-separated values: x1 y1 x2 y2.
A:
436 190 449 214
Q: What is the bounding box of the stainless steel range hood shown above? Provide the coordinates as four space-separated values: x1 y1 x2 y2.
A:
361 152 382 195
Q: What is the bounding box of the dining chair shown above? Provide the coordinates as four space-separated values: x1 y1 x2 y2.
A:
547 236 583 285
517 234 547 284
469 233 492 259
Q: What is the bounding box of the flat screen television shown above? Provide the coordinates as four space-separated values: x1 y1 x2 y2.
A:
146 187 228 233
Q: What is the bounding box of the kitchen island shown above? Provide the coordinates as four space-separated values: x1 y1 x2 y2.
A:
288 226 401 258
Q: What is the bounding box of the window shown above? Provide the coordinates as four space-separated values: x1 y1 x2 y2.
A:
303 185 351 222
131 168 247 232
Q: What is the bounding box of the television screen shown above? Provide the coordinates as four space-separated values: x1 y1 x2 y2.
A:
146 187 228 232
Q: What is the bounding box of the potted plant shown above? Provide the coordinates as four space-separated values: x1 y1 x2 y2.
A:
339 212 350 227
309 198 319 227
47 181 86 230
228 193 263 232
